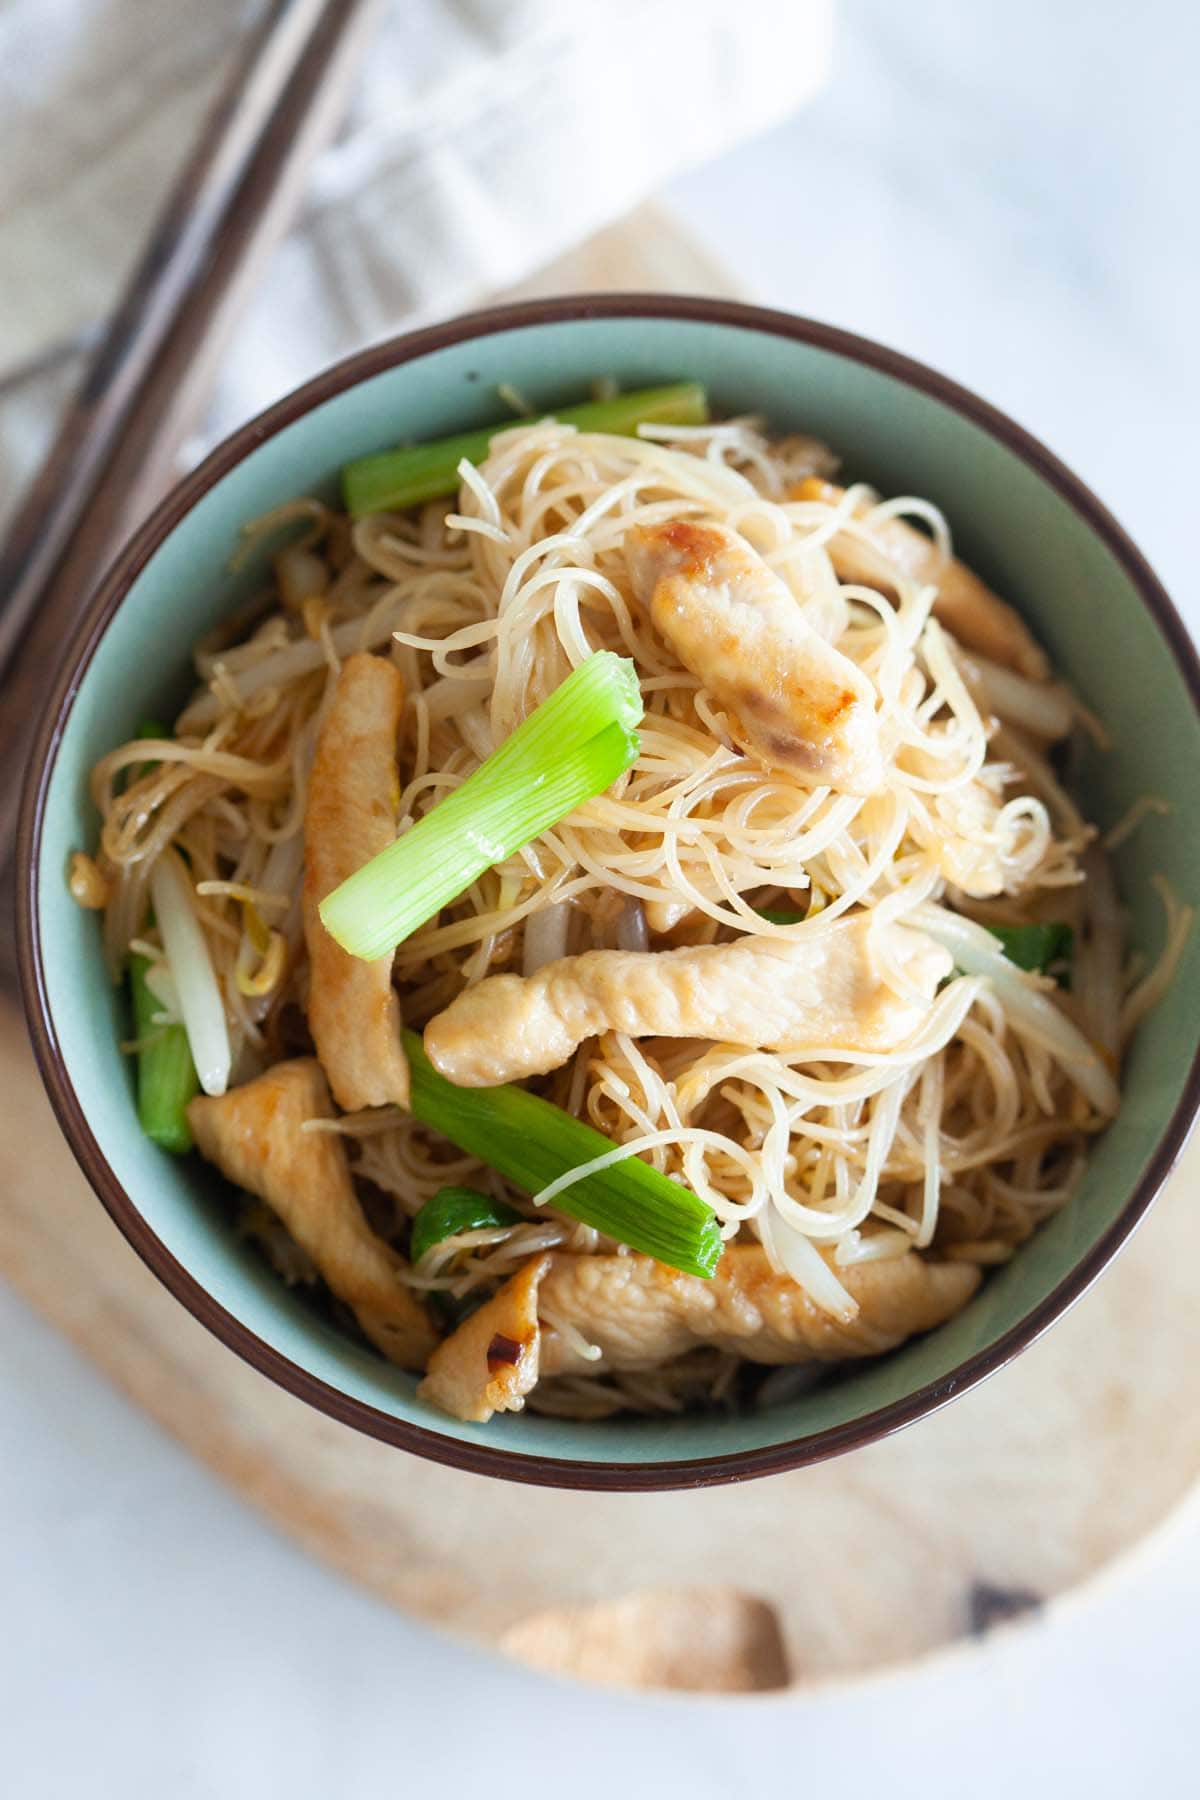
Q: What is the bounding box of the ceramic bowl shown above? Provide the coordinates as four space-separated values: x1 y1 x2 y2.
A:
18 296 1200 1488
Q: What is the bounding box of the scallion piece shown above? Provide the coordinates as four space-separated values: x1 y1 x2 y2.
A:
342 382 709 517
404 1031 723 1280
409 1186 522 1265
320 652 643 962
129 953 199 1153
987 921 1073 978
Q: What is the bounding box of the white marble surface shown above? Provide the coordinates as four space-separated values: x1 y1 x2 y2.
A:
670 0 1198 633
4 0 1199 1790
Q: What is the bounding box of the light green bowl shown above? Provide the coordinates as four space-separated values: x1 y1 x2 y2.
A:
19 297 1200 1489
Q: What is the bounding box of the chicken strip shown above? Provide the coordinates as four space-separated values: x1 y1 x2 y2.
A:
303 652 410 1111
791 478 1049 680
188 1059 435 1369
423 914 951 1086
539 1246 980 1374
418 1254 552 1423
625 519 883 794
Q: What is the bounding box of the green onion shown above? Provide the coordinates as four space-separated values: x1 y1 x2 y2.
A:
410 1186 522 1265
755 906 805 926
320 652 642 962
342 382 709 517
987 921 1073 978
129 953 199 1153
404 1031 723 1280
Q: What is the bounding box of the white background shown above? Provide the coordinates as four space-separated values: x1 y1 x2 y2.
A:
4 2 1198 1792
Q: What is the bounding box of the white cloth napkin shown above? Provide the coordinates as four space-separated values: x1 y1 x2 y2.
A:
0 0 832 518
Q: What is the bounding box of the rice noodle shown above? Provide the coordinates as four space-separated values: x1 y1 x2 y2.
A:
1103 794 1170 853
915 903 1119 1114
78 411 1176 1418
1121 876 1194 1044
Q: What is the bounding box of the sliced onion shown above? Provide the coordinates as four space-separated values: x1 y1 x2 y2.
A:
758 1206 858 1323
523 900 572 976
180 609 400 732
916 904 1119 1115
421 664 493 723
833 1226 915 1266
616 897 649 953
969 653 1074 740
149 849 232 1096
143 959 181 1024
259 830 307 951
273 544 328 611
1079 846 1123 1059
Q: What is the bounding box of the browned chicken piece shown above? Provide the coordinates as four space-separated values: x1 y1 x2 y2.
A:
418 1254 552 1423
188 1059 435 1369
423 914 951 1086
625 519 883 795
539 1246 980 1374
790 478 1049 680
303 652 410 1111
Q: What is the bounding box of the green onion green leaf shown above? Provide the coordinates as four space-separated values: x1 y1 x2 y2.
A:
987 921 1073 976
342 382 709 517
130 952 199 1153
409 1186 523 1265
320 652 643 962
404 1031 723 1280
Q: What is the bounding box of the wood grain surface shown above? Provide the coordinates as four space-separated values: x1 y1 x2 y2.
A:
6 995 1200 1692
4 208 1198 1694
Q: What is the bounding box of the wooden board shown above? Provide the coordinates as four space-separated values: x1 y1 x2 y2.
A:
6 996 1200 1691
5 207 1200 1694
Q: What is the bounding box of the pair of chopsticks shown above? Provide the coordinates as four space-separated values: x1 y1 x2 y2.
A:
0 0 379 867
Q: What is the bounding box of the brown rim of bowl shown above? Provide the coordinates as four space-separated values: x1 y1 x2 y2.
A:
16 293 1200 1491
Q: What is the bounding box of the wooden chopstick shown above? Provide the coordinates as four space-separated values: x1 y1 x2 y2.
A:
0 0 378 870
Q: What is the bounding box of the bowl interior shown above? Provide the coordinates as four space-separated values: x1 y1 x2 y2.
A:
31 308 1200 1477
